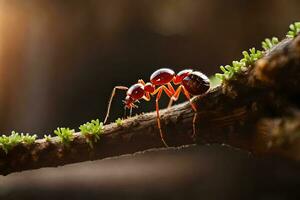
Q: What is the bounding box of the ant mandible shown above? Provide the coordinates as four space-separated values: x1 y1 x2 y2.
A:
104 68 210 147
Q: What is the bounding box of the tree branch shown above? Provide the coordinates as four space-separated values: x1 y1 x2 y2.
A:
1 35 300 176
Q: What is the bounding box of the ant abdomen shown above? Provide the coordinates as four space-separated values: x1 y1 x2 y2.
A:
182 71 210 95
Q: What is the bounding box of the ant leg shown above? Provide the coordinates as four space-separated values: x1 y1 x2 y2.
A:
171 85 198 137
129 107 133 117
170 85 182 101
166 83 175 108
138 79 146 85
181 86 199 137
171 85 197 111
151 85 174 146
155 87 169 147
182 87 197 112
167 85 182 108
104 86 128 124
143 92 151 101
167 83 175 94
152 85 174 97
167 99 174 108
192 113 198 138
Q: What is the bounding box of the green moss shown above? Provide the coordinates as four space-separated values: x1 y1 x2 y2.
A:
262 37 279 51
115 118 123 126
209 76 222 88
215 48 262 81
79 119 104 148
54 127 75 145
286 22 300 38
0 131 37 154
216 22 299 82
43 134 52 142
21 133 37 144
0 132 22 154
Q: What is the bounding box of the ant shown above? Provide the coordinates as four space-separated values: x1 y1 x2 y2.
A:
104 68 210 147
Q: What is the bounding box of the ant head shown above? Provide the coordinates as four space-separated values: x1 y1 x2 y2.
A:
123 95 135 108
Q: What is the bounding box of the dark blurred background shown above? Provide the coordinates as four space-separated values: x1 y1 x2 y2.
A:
0 0 300 199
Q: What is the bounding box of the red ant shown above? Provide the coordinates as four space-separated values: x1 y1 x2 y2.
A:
104 68 210 147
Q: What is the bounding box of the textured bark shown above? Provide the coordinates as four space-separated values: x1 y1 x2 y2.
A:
1 35 300 176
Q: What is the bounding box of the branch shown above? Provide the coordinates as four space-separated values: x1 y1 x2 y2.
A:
1 35 300 176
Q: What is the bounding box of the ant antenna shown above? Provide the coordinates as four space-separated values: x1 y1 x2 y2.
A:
104 86 128 124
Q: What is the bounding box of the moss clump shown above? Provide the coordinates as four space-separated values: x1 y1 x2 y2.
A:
215 48 262 81
79 119 104 148
286 22 300 38
215 22 299 82
43 134 52 142
262 37 279 51
0 131 37 154
54 127 75 145
115 118 123 126
21 133 37 144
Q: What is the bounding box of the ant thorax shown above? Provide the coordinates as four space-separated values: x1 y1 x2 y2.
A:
150 68 175 85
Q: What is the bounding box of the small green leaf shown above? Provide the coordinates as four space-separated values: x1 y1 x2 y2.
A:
220 66 227 73
262 37 279 51
286 22 300 38
79 119 104 148
54 127 75 145
22 133 37 144
115 118 123 126
44 134 52 142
